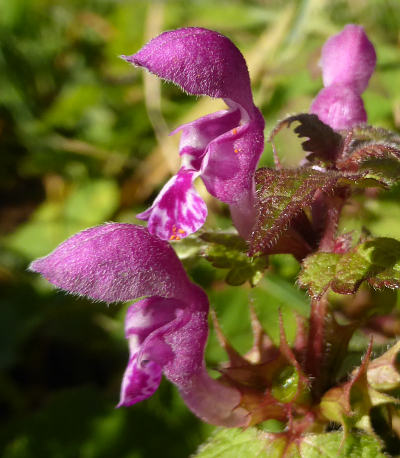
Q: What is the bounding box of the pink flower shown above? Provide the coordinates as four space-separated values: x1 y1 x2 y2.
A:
310 25 376 130
29 223 247 426
122 28 264 240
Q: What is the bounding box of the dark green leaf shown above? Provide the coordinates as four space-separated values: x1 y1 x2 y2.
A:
250 168 340 255
338 125 400 186
269 113 343 163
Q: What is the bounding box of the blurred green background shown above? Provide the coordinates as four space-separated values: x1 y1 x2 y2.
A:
1 0 400 456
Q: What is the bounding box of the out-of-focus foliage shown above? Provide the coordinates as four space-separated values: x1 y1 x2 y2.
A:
2 0 400 456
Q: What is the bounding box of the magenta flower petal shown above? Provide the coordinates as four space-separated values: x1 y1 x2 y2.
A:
122 27 254 113
201 107 264 203
119 296 247 426
118 296 187 406
179 366 249 427
29 223 193 303
172 108 241 170
119 292 209 407
123 27 264 238
118 353 162 406
321 24 376 94
229 188 257 239
310 84 367 130
137 169 207 240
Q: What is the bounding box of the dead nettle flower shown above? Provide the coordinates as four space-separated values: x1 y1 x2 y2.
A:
29 224 248 427
122 28 265 241
310 24 376 130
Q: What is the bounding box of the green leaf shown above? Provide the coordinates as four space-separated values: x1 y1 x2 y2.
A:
250 168 340 256
194 428 285 458
195 428 385 458
269 113 343 164
299 432 386 458
338 125 400 186
298 252 341 298
200 232 268 286
299 237 400 298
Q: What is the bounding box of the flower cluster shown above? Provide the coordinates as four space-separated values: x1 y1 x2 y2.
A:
30 223 248 426
122 28 264 241
29 24 380 432
310 24 376 130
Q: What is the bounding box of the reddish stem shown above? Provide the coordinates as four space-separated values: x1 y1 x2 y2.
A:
305 296 328 399
312 187 348 252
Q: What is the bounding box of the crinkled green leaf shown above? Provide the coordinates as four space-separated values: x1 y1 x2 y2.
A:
299 432 386 458
338 125 400 186
250 168 340 256
195 428 385 458
194 428 285 458
269 113 343 164
249 168 380 256
298 252 341 298
299 237 400 298
200 232 268 286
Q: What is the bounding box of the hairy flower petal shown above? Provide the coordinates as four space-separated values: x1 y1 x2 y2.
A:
29 223 193 302
137 170 207 240
119 296 190 406
172 108 241 170
321 24 376 94
122 27 254 113
123 27 264 238
201 106 264 203
310 84 367 130
179 366 249 427
118 353 162 406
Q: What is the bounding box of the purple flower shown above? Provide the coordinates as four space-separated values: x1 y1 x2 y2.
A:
122 28 264 241
310 24 376 130
29 223 248 426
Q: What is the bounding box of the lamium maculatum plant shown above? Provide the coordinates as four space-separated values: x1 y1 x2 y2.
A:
30 25 400 457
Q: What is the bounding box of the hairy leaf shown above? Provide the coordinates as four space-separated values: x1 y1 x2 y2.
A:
195 428 386 458
195 428 286 458
200 232 268 286
250 168 342 256
299 237 400 298
269 113 343 163
338 125 400 186
299 432 386 458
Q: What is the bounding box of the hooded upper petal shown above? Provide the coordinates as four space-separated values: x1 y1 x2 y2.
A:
29 223 193 303
122 27 254 114
310 84 367 130
137 169 207 240
321 24 376 94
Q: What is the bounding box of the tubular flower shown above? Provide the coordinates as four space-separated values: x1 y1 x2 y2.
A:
122 27 264 241
310 24 376 130
29 223 247 427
